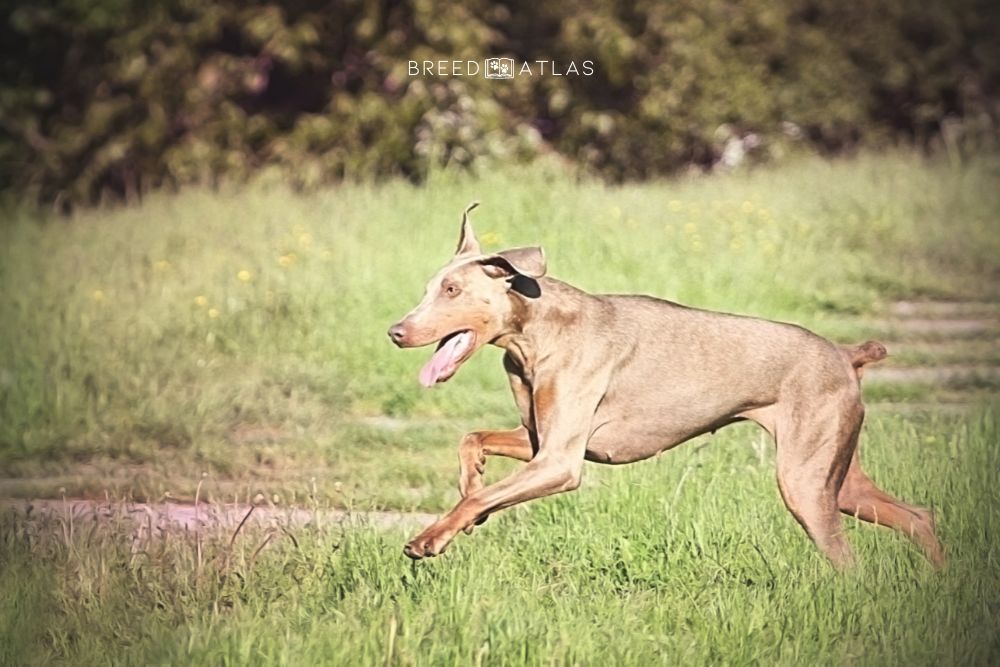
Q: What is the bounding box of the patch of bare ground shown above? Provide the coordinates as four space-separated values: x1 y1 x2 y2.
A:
889 301 1000 318
883 339 1000 365
866 365 1000 385
865 301 999 388
879 300 999 339
1 497 436 533
884 318 998 338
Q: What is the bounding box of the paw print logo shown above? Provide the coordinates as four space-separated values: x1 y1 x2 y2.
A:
485 57 515 80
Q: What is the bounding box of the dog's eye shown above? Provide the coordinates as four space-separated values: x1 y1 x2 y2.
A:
445 285 461 297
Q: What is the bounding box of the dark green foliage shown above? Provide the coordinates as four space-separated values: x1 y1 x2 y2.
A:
1 0 998 205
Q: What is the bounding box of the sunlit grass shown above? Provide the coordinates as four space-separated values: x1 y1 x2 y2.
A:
1 409 997 665
0 151 997 507
0 151 997 664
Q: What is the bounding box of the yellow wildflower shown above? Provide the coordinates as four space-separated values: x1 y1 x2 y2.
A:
668 200 683 212
278 253 297 268
194 295 208 307
91 289 105 302
154 259 171 271
741 200 754 214
237 269 252 282
208 308 220 319
298 233 314 247
480 231 501 247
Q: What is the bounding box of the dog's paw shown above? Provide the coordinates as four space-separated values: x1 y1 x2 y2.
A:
403 532 451 560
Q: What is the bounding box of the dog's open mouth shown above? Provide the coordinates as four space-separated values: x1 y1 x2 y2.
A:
419 330 476 387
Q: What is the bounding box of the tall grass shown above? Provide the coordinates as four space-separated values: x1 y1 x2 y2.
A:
0 151 997 506
1 410 997 665
1 151 997 664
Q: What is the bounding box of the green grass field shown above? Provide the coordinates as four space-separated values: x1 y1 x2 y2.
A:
1 150 998 507
1 151 999 664
2 411 998 665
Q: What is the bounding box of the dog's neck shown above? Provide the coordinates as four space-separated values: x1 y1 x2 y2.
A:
491 277 598 379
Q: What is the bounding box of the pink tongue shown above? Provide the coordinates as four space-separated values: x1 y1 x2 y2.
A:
419 333 469 388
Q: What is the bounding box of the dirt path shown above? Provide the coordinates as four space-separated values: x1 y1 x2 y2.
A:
867 364 1000 384
2 497 436 533
866 300 998 385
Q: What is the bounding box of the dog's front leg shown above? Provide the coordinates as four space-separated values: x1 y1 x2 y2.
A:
458 426 535 498
404 380 600 559
404 452 583 558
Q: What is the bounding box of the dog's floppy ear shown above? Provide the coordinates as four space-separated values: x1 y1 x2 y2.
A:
455 201 481 256
480 246 547 279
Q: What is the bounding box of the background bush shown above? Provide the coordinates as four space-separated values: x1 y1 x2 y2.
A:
1 0 998 206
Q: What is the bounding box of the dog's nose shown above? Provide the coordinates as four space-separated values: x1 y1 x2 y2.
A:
388 323 407 346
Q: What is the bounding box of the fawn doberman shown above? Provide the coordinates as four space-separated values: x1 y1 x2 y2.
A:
388 203 944 568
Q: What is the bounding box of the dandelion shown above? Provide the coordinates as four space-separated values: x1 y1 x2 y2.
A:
298 233 314 247
610 206 622 219
194 295 208 307
208 308 220 318
237 269 252 282
278 253 297 268
668 199 683 212
741 200 755 214
684 222 697 235
154 259 171 271
690 233 703 252
91 289 105 302
480 231 501 247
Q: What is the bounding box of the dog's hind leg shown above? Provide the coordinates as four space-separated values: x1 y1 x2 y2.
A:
774 398 862 569
838 451 945 567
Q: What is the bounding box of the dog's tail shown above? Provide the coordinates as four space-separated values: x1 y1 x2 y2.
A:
840 340 888 380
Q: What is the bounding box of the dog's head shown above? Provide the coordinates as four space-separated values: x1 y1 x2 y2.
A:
388 202 546 387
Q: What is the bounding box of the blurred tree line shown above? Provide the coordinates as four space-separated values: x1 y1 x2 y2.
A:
1 0 997 207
